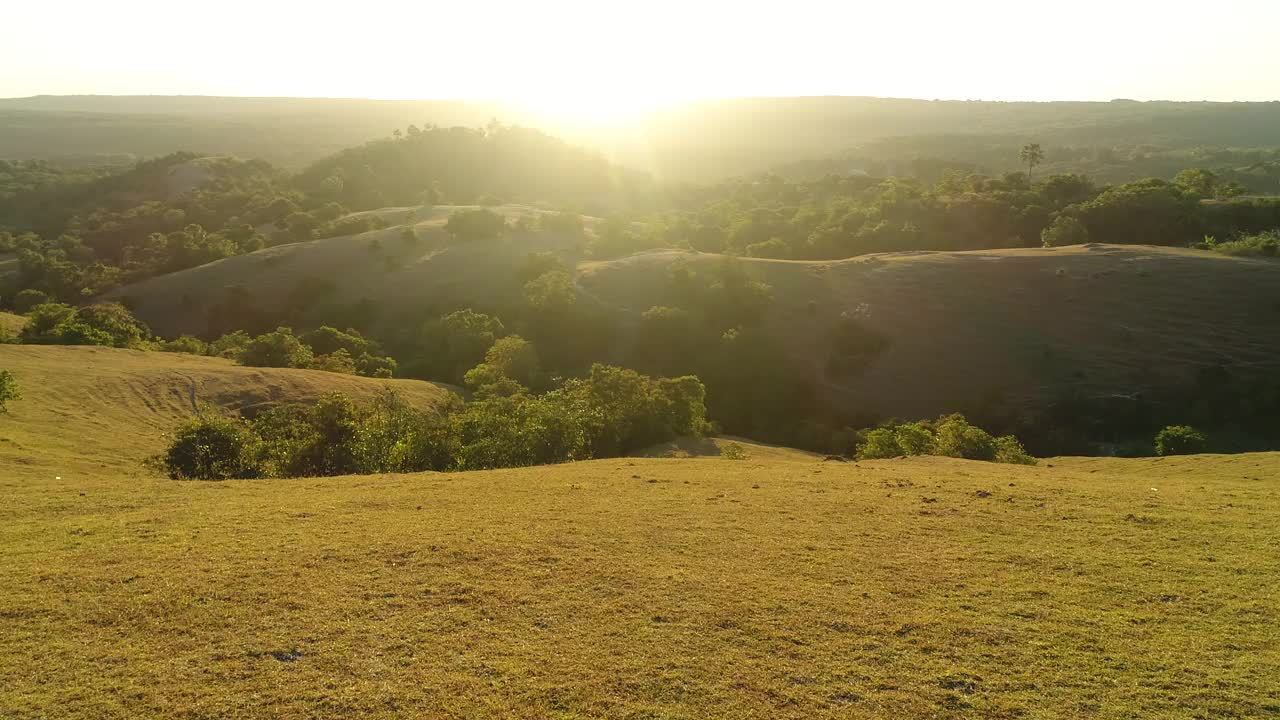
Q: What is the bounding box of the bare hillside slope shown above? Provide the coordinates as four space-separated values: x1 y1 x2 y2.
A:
110 224 1280 423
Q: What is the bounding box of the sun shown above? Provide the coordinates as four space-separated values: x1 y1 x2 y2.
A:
510 88 683 127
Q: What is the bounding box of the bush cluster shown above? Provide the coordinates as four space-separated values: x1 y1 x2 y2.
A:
160 325 397 378
160 363 708 480
0 369 18 412
855 414 1037 465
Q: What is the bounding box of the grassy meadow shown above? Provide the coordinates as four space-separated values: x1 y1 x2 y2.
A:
1 348 1276 718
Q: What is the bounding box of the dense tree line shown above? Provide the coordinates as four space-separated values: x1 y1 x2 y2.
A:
586 168 1280 262
160 363 708 479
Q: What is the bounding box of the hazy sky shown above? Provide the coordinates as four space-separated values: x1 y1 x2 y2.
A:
6 0 1279 119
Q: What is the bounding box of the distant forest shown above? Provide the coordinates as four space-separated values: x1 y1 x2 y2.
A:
3 96 1280 186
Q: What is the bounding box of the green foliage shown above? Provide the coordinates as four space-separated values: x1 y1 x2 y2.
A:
159 335 208 355
854 415 1036 465
445 208 506 243
720 442 748 460
933 414 999 461
1155 425 1208 456
994 435 1037 465
857 428 904 460
416 310 506 383
1205 230 1279 257
238 327 314 368
302 326 370 358
1040 215 1090 247
523 270 577 314
208 330 251 358
0 369 18 412
77 302 151 347
894 422 936 456
18 302 148 347
158 363 707 478
161 413 262 480
1074 179 1201 246
464 335 543 398
311 349 358 375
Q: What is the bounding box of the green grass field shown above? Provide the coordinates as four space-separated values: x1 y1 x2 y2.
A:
1 348 1278 718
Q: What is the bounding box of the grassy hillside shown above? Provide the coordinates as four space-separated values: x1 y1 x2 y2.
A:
0 345 455 479
581 244 1280 420
110 221 1280 426
0 310 23 336
1 443 1275 717
106 204 590 336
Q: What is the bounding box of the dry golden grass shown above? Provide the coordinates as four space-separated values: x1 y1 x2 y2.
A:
0 311 25 336
1 346 1277 718
0 345 454 479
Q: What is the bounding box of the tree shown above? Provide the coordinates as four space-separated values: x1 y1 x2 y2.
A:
481 335 543 388
161 414 262 480
0 370 18 412
1173 168 1218 199
933 414 998 461
238 327 314 368
1040 215 1090 247
1155 425 1208 456
444 208 506 243
77 302 150 347
19 303 114 346
1020 143 1045 183
417 310 505 383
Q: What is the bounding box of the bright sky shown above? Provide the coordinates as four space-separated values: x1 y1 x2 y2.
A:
5 0 1279 121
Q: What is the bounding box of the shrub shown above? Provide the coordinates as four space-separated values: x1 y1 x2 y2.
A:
277 393 364 477
239 327 314 368
857 427 903 459
445 208 506 242
208 330 252 358
720 442 748 460
302 326 370 358
0 369 18 412
161 414 261 480
356 353 397 378
933 414 998 461
1208 230 1280 258
160 335 209 355
1040 215 1089 247
19 303 111 346
77 302 151 347
894 422 936 456
1155 425 1208 456
312 349 358 374
416 309 505 383
994 435 1038 465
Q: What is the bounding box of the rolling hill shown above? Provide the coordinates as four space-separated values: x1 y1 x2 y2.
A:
107 208 1280 429
0 344 456 479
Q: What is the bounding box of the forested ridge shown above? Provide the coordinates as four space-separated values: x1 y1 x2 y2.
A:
4 117 1280 468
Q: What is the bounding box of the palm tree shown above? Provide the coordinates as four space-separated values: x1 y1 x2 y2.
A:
1020 143 1045 183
